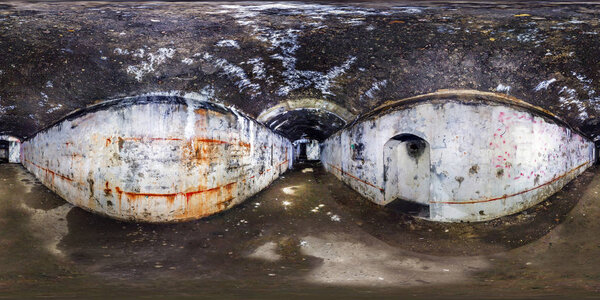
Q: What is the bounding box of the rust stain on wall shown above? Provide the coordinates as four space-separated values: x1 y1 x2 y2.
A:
327 163 384 192
430 160 592 205
24 158 74 183
21 98 293 222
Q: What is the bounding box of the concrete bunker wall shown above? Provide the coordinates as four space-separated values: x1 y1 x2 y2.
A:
21 96 293 222
322 97 596 222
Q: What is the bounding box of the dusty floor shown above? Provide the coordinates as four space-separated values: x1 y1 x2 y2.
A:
0 162 599 299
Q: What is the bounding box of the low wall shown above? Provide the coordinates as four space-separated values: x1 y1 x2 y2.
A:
322 91 596 222
22 96 293 222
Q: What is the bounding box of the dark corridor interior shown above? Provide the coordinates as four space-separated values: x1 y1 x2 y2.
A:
0 141 8 164
1 1 600 299
298 143 307 160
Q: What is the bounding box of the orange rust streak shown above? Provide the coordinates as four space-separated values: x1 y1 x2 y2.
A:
150 137 182 141
118 136 244 145
431 161 592 205
327 163 384 192
185 182 236 198
123 191 179 197
115 182 237 200
106 138 112 147
194 139 229 144
103 182 112 194
24 159 74 182
120 137 182 142
248 160 288 179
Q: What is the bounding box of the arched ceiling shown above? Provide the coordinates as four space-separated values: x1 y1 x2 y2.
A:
257 99 354 141
0 2 599 144
265 108 346 142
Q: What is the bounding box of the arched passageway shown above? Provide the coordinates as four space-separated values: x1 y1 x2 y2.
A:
383 134 430 217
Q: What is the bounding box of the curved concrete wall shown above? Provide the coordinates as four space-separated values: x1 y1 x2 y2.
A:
22 96 293 222
322 93 596 222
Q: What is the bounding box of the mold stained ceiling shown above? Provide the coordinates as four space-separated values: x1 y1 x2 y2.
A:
0 1 599 143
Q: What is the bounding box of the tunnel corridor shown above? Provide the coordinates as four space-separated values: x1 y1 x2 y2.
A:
17 91 595 223
1 1 600 298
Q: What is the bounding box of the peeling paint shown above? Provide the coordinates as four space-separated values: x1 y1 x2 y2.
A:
534 78 557 91
495 84 511 94
21 96 293 222
216 40 240 49
202 53 261 95
118 47 176 81
321 91 595 222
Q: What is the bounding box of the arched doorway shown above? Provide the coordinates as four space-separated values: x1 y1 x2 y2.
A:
383 134 430 217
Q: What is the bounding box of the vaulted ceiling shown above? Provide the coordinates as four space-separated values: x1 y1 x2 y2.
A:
0 1 599 143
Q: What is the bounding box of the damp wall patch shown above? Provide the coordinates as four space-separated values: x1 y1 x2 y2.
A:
321 92 596 222
21 96 293 222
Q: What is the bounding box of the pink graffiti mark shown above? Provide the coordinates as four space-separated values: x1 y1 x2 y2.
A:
518 113 537 123
495 112 511 138
498 111 512 122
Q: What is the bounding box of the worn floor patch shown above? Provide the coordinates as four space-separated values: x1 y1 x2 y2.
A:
247 241 281 262
20 203 72 257
299 233 489 286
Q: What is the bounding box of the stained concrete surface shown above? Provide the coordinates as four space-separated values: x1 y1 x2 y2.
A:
1 1 600 143
321 93 596 222
1 163 600 298
21 97 293 222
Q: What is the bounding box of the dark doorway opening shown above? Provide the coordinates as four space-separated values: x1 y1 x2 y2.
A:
387 198 430 218
383 133 431 218
298 143 307 160
0 140 9 164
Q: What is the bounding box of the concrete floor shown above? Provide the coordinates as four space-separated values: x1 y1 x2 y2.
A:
1 162 599 299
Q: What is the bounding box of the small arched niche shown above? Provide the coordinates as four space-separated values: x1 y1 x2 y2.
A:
383 134 430 217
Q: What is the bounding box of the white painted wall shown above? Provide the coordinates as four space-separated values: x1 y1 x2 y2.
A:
322 100 596 222
22 98 293 222
383 139 430 204
307 140 320 160
8 141 20 163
